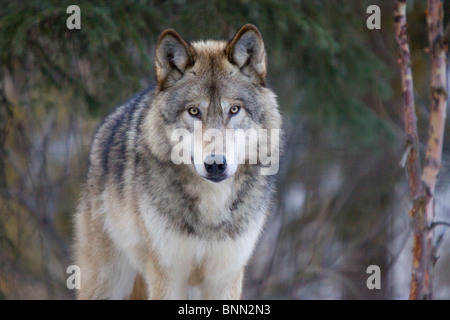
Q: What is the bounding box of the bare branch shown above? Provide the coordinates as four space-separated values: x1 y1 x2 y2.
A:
429 221 450 229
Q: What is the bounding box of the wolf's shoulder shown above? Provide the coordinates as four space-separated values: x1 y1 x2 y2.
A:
88 86 156 181
95 86 155 137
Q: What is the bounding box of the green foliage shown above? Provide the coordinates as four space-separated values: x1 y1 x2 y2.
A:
0 0 393 145
0 0 163 116
249 0 394 147
162 0 395 147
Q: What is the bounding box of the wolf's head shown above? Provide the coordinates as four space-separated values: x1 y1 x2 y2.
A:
147 24 281 183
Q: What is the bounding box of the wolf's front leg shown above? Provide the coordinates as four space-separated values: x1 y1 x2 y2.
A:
144 258 188 299
146 278 188 300
201 270 244 300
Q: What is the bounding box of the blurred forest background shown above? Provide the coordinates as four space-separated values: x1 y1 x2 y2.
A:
0 0 449 299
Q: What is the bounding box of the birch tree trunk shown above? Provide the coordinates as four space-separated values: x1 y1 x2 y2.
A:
395 0 448 300
394 0 426 299
419 0 448 299
394 1 424 202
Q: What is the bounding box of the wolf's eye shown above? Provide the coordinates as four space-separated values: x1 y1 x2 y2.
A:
188 107 200 117
230 105 240 115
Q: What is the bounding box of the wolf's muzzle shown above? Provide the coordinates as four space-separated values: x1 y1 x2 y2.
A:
204 154 227 182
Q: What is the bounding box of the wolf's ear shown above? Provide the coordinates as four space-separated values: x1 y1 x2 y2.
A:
155 29 195 89
226 24 266 85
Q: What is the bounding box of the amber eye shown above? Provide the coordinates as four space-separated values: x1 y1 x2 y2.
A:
188 107 200 117
230 105 240 115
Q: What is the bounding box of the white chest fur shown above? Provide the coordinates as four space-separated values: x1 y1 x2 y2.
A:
138 179 264 298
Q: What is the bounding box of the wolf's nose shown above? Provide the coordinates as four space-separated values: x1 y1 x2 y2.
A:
204 155 227 175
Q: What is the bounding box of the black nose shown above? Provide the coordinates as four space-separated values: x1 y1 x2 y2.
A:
204 155 227 175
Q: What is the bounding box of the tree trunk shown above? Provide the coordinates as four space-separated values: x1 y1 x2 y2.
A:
394 0 426 299
394 0 448 300
419 0 448 299
394 1 424 202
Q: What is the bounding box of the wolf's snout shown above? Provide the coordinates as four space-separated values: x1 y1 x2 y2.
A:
204 155 227 175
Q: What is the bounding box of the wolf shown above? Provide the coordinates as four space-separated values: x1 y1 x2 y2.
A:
74 24 282 299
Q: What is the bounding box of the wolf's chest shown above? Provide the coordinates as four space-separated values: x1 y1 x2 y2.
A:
196 182 234 225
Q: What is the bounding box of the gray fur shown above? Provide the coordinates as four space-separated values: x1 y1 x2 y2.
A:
74 24 282 300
